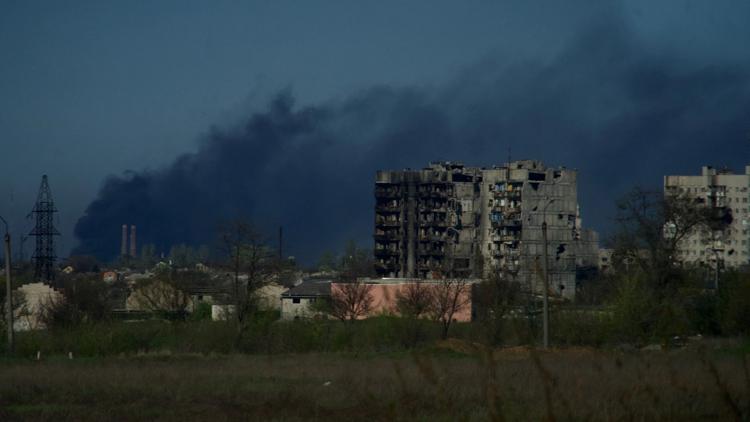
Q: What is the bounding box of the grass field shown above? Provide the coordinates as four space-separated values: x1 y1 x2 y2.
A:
1 342 749 421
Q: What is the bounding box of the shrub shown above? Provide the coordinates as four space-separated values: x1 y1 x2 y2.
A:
718 271 750 335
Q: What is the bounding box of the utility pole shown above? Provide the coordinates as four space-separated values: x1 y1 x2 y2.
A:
0 215 13 354
708 246 722 291
541 220 549 349
18 235 27 263
541 198 555 350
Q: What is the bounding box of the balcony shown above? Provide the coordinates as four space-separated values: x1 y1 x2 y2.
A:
376 203 401 213
419 220 448 227
375 187 401 198
374 248 400 257
419 189 451 199
418 260 444 271
419 206 447 213
375 218 401 228
374 260 397 270
419 234 446 243
491 219 522 229
418 248 445 256
374 231 402 241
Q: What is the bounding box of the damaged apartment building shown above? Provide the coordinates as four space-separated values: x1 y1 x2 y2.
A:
374 160 598 299
664 165 750 270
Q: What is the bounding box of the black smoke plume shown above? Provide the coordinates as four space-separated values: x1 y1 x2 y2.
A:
74 14 750 264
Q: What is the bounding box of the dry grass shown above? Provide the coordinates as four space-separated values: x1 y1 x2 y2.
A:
1 347 749 421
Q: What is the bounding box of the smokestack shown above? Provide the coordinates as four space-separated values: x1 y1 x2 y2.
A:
121 224 128 257
279 226 283 260
130 225 137 258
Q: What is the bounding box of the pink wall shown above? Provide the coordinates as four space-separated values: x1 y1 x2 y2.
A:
331 281 473 322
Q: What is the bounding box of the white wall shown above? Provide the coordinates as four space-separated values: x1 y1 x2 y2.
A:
280 297 320 320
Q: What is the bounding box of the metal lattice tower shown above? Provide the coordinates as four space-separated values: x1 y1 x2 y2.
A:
30 175 60 283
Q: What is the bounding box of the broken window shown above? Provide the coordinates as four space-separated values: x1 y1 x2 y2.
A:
528 172 546 181
292 297 301 304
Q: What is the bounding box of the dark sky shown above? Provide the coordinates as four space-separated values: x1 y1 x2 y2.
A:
1 1 749 264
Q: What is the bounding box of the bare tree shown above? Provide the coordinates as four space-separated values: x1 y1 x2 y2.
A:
427 242 473 340
473 269 522 345
396 281 433 319
395 281 434 346
612 188 728 291
40 273 112 326
430 277 471 340
330 280 374 322
129 272 191 319
219 219 276 324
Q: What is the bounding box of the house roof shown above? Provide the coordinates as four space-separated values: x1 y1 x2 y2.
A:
281 279 331 298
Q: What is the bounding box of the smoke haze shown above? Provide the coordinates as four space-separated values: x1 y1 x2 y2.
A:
73 11 750 264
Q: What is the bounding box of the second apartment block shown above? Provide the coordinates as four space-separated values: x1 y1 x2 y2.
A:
664 165 750 269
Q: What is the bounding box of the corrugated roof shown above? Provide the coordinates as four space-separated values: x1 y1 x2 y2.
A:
281 279 331 298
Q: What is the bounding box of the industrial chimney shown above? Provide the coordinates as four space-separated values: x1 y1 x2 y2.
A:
130 225 137 258
121 224 128 257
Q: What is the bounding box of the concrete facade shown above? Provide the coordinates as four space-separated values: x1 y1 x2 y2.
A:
256 283 286 311
664 165 750 269
374 161 598 299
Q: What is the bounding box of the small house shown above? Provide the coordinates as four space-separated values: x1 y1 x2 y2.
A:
280 279 331 320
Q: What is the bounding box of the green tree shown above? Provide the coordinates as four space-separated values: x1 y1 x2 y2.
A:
608 188 730 343
717 270 750 335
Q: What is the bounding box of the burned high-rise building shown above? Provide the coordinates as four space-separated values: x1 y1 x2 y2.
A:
373 161 598 299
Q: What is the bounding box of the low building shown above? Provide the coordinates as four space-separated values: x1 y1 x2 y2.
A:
257 283 286 311
280 279 331 320
211 304 235 321
334 278 478 321
14 283 64 331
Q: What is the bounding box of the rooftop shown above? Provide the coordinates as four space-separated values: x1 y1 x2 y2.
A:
282 279 332 298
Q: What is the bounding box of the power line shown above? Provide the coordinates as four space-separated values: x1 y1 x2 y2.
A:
29 175 60 283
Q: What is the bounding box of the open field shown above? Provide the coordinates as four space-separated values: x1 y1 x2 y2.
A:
1 344 749 421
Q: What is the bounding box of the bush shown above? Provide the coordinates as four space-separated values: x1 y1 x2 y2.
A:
39 274 111 328
550 308 613 347
718 271 750 335
189 302 212 321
